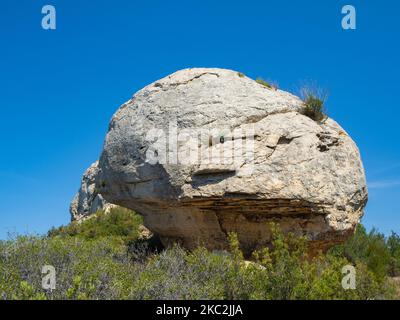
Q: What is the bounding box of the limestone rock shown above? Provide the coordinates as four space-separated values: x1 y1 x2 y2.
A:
95 68 368 254
70 161 116 221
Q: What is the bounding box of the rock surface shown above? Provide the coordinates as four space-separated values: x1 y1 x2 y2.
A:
70 161 116 221
89 68 367 254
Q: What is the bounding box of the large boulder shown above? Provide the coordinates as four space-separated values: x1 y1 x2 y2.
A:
94 68 367 254
70 161 116 221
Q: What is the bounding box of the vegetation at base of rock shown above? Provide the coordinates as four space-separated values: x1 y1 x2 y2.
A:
299 85 327 122
1 212 398 300
329 225 400 279
48 207 143 244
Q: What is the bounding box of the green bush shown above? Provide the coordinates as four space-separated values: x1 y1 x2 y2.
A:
0 221 396 300
247 223 393 300
0 235 135 300
329 225 400 280
301 95 326 122
387 232 400 277
48 207 143 244
299 85 327 122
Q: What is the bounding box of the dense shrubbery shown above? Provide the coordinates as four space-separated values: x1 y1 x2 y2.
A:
0 209 398 300
329 225 400 279
48 207 143 245
0 236 134 300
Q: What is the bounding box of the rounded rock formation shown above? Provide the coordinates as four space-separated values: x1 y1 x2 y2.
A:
95 68 368 254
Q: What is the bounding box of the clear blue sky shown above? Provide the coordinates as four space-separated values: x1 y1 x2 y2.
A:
0 0 399 239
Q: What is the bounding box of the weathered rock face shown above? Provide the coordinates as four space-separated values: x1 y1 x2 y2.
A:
94 68 367 254
70 161 116 221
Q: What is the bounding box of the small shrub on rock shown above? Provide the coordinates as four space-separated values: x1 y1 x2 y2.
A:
299 85 328 122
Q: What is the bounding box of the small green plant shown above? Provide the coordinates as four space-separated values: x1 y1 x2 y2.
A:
237 72 245 78
255 77 278 90
302 95 326 122
299 85 328 122
256 77 273 89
